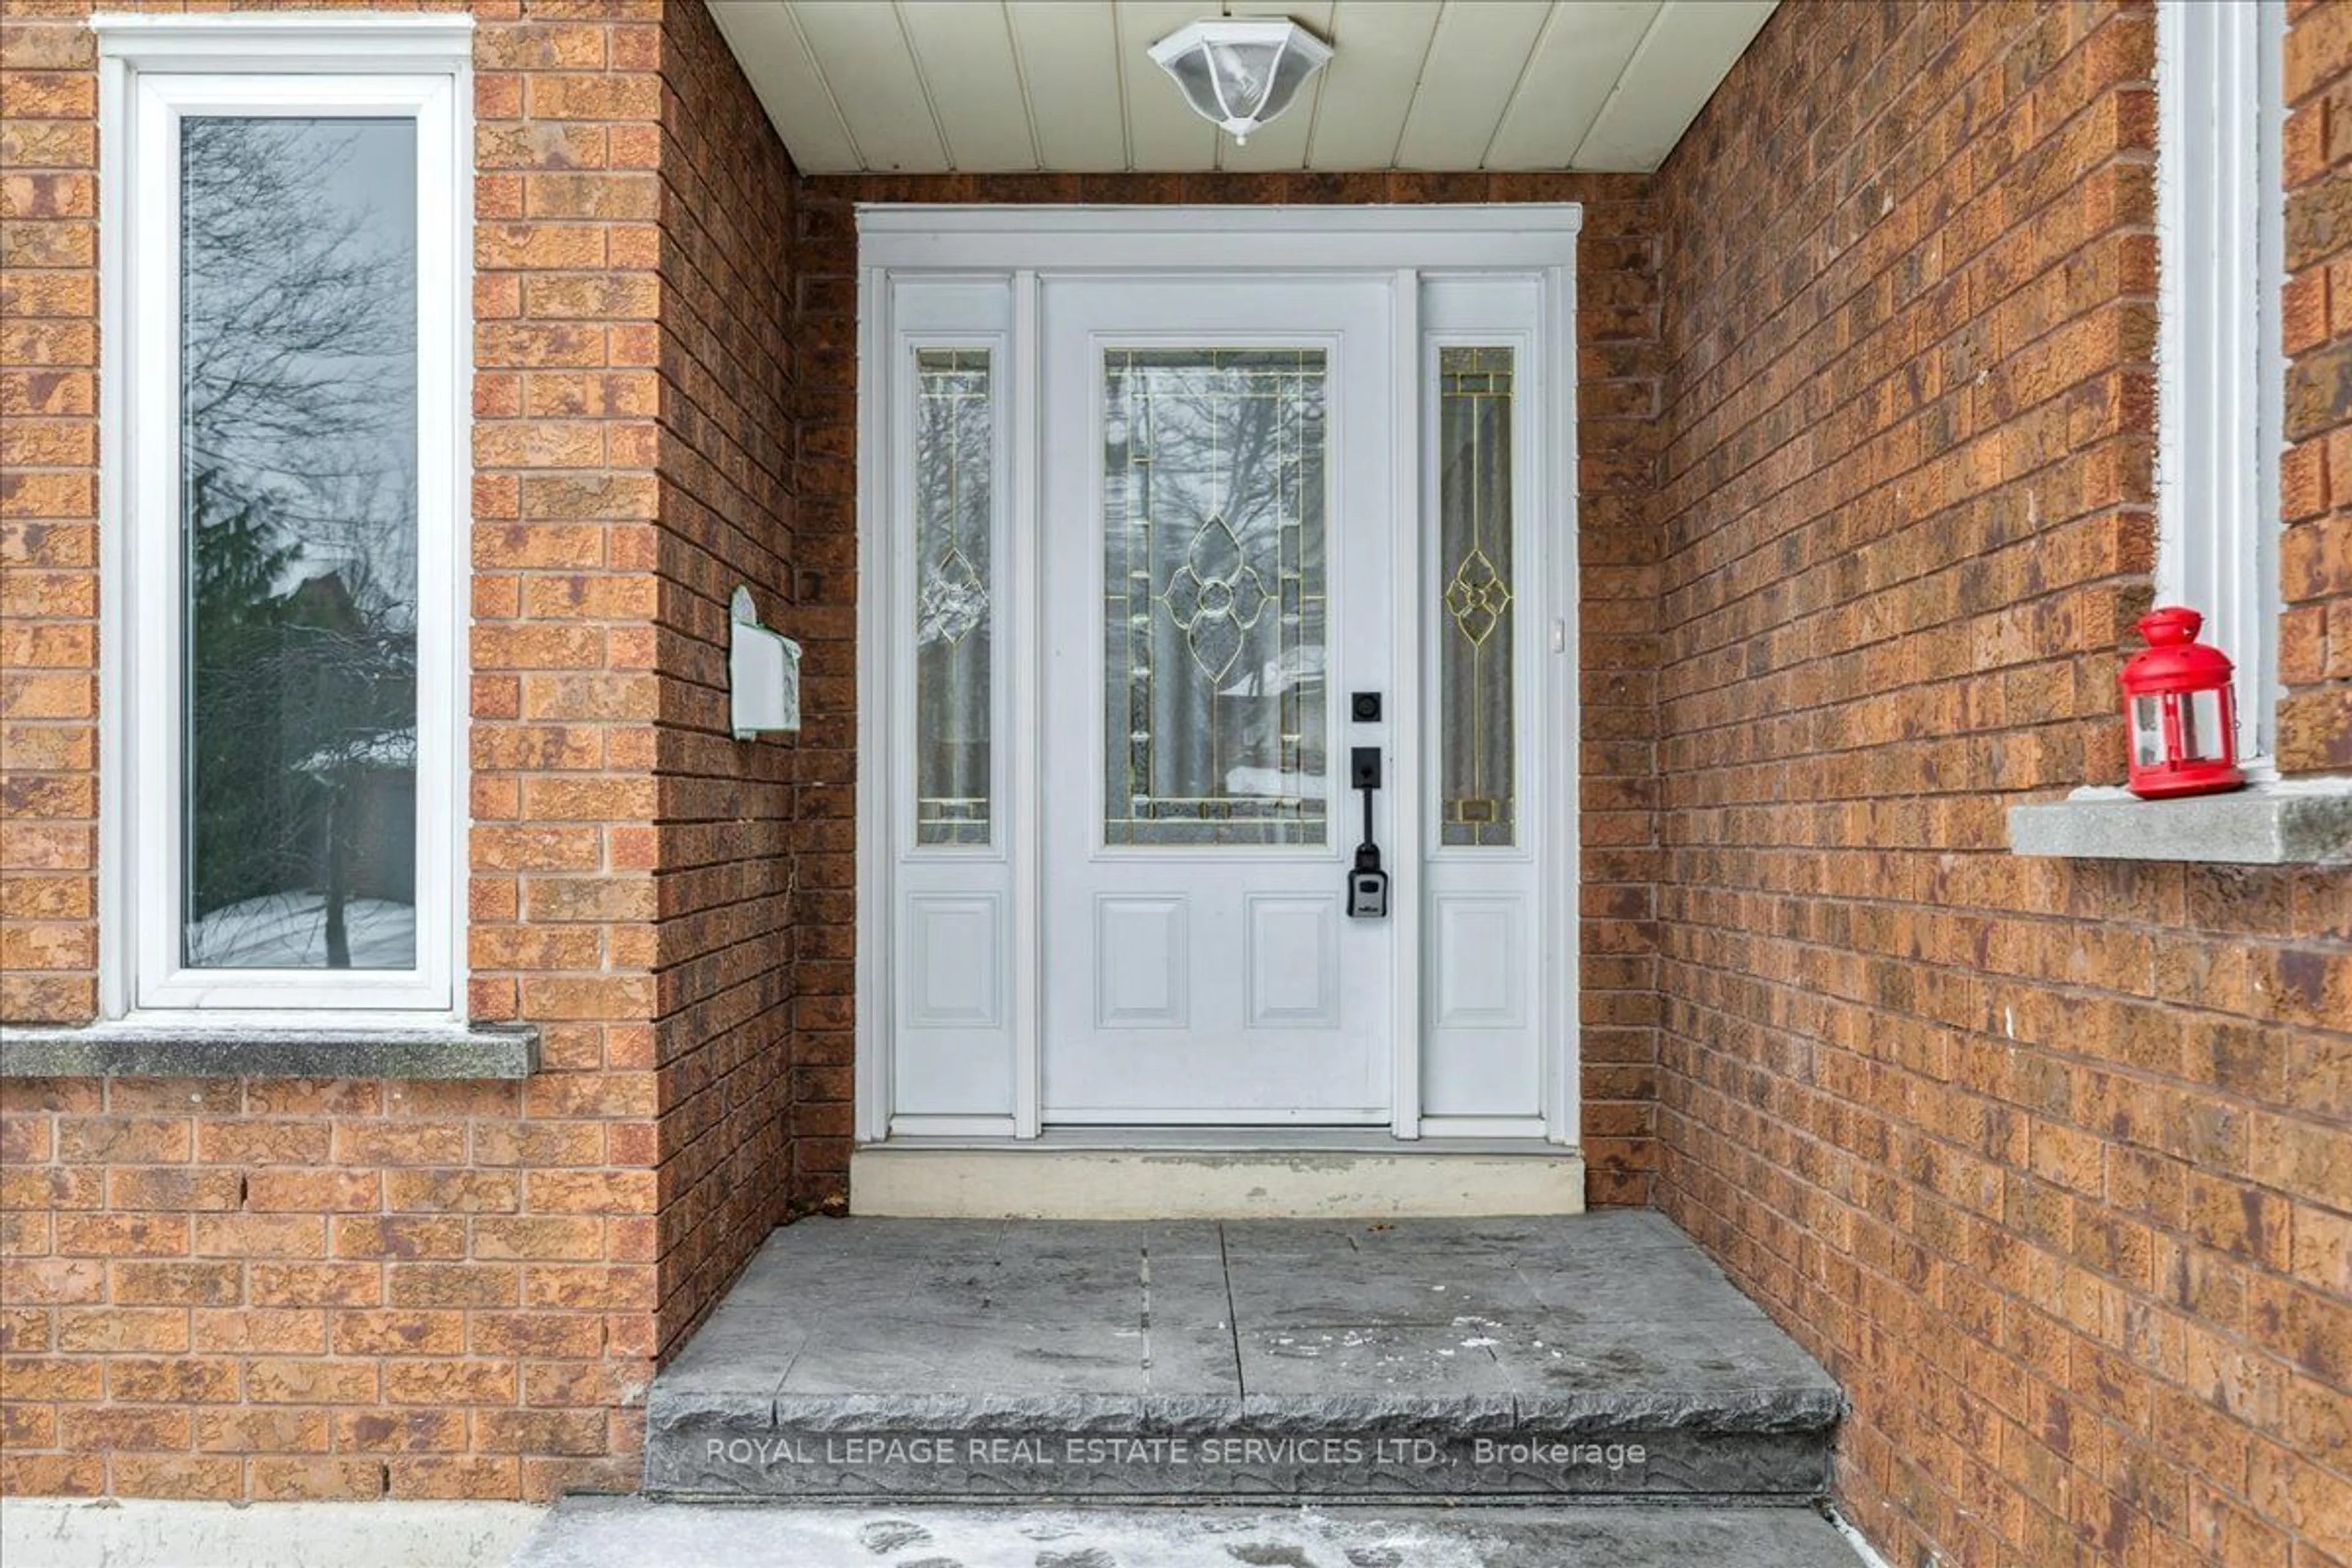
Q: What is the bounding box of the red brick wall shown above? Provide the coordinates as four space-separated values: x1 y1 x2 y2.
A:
2284 0 2352 771
1 4 99 1022
1651 3 2352 1564
0 0 805 1501
644 0 801 1357
462 7 669 1498
793 172 1668 1204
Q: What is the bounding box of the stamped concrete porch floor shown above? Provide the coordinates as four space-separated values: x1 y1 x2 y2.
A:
644 1212 1842 1503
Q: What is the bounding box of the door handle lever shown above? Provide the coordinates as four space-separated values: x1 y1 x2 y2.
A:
1348 747 1389 919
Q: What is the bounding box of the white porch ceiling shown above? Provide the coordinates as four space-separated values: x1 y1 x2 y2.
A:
705 0 1777 176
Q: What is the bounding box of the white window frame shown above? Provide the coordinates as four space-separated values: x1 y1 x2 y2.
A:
94 14 473 1020
2155 0 2286 777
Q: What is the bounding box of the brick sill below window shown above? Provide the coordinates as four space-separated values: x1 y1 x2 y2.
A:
0 1020 539 1079
2007 778 2352 865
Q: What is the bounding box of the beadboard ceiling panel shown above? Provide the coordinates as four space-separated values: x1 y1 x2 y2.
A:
1116 0 1224 172
1392 1 1555 171
1570 0 1777 170
1286 0 1442 171
1006 1 1131 172
899 0 1040 172
704 0 1777 175
1481 1 1663 172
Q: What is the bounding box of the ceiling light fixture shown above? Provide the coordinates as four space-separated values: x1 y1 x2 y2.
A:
1148 18 1333 146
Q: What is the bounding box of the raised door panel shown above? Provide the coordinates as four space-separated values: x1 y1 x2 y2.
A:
906 894 1003 1028
1432 895 1525 1028
1244 893 1340 1028
1095 895 1191 1029
892 888 1013 1118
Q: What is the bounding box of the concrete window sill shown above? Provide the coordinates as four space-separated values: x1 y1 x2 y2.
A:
2007 778 2352 865
0 1021 540 1079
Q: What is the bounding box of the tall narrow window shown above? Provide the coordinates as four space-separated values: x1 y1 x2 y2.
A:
1436 347 1516 846
913 349 995 846
104 19 469 1016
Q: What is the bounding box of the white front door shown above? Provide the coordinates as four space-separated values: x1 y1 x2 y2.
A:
1039 278 1397 1123
858 206 1582 1148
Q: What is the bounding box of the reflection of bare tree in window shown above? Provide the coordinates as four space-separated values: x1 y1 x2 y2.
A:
180 117 419 970
912 351 992 846
1103 351 1327 847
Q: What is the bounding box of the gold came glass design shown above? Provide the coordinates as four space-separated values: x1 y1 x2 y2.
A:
1103 348 1328 846
1438 347 1516 847
1162 513 1272 682
914 348 993 846
923 542 984 649
1445 545 1511 646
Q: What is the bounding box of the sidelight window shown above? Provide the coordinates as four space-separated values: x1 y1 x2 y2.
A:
1435 346 1518 847
913 348 997 846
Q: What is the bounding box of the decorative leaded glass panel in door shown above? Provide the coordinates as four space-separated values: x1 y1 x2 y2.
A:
1437 347 1516 846
1101 349 1328 846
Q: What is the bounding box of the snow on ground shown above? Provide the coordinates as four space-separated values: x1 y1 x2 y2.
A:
510 1498 1866 1568
184 893 415 969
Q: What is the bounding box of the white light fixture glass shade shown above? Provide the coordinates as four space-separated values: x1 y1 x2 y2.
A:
1148 19 1333 146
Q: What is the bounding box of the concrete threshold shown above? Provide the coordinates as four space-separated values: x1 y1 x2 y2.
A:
850 1145 1588 1219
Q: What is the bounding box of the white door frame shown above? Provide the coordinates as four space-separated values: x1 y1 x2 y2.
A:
853 204 1583 1147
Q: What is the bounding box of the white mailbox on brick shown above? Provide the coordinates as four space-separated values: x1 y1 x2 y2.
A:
729 586 802 739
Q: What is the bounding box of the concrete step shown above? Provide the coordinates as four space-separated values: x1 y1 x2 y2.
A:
515 1498 1869 1567
644 1213 1842 1502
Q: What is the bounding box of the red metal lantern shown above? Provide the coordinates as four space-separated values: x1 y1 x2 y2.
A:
2120 606 2244 799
